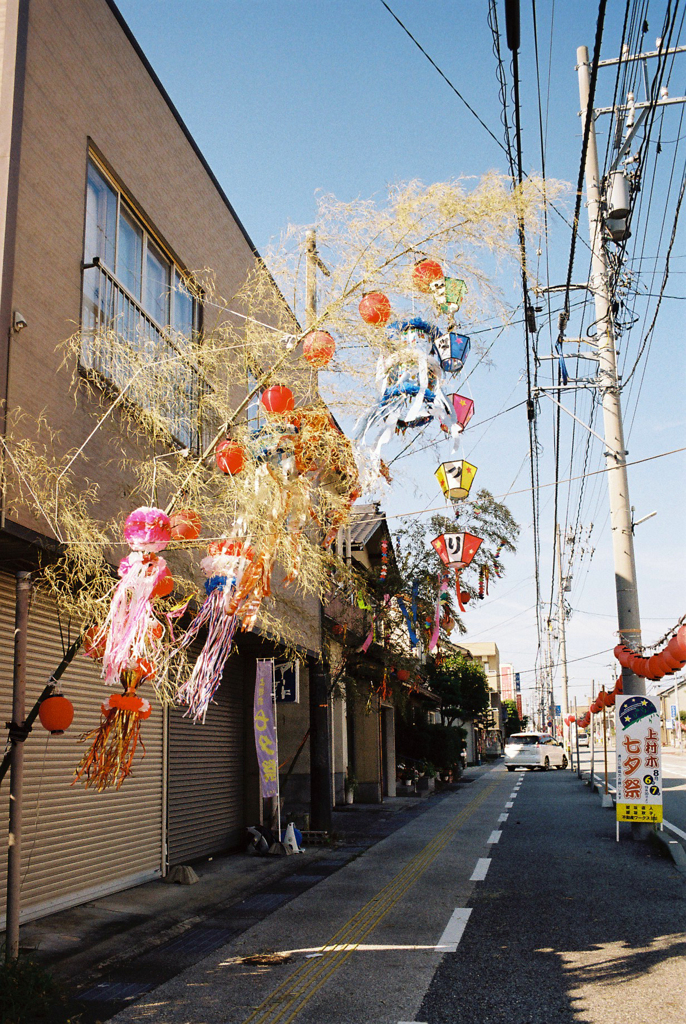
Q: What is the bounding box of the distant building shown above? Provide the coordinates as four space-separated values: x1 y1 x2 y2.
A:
500 664 515 701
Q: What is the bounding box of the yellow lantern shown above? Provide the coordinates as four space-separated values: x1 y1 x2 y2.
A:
435 460 477 501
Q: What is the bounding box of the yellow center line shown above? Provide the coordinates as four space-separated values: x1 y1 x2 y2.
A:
241 774 503 1024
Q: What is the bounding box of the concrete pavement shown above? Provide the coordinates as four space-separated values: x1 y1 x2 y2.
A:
20 760 686 1023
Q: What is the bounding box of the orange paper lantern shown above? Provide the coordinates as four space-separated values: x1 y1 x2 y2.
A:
38 694 74 735
170 509 201 541
215 440 245 475
261 385 295 414
303 331 336 367
359 292 391 326
412 258 443 292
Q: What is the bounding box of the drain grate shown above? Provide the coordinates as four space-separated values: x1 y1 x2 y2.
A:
79 980 154 1003
279 873 329 887
235 891 292 913
141 924 240 964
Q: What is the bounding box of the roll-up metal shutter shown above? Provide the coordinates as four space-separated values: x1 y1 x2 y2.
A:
167 656 245 865
0 573 163 926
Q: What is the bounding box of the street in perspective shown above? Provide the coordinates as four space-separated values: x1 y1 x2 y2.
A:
0 2 684 1023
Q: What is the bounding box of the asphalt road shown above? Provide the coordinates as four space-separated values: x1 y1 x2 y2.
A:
107 763 686 1024
575 745 686 845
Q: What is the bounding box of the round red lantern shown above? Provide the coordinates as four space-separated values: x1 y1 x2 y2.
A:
39 694 74 735
665 635 686 668
215 440 245 475
359 292 392 326
170 509 201 540
152 565 174 599
412 258 443 292
397 668 411 682
303 331 336 368
674 624 686 658
260 385 295 414
460 591 471 605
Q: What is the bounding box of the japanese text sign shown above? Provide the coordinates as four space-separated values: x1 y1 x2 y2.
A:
254 660 278 798
615 695 662 823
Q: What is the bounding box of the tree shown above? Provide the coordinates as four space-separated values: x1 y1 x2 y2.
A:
425 653 489 726
392 489 519 642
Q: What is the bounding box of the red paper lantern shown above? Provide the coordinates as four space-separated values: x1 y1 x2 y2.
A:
614 676 623 694
397 668 411 682
215 440 245 475
674 624 686 658
152 565 174 599
614 644 633 668
645 654 667 680
260 385 295 414
412 258 443 292
303 331 336 367
359 292 391 326
460 591 471 605
604 690 615 707
665 636 686 669
170 509 201 541
38 694 74 735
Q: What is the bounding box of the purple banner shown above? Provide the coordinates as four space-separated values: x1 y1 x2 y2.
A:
254 660 278 798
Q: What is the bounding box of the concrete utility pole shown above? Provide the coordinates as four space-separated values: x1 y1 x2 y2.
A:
577 46 644 696
5 571 31 961
305 228 333 832
556 525 570 751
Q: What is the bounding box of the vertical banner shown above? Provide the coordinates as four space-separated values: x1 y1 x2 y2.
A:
615 694 663 824
254 660 278 798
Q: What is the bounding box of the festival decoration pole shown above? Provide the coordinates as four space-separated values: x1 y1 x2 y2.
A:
272 661 282 842
306 228 332 833
5 572 31 962
602 686 609 797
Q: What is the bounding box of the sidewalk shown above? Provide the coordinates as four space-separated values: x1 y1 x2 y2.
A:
19 771 490 1023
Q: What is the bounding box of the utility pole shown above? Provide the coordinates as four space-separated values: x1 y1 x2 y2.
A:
305 228 333 832
5 571 31 961
556 525 570 751
577 46 643 696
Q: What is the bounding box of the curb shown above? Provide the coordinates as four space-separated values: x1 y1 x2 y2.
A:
649 829 686 876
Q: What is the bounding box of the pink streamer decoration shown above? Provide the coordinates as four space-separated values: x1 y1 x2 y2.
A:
176 582 239 722
99 552 168 686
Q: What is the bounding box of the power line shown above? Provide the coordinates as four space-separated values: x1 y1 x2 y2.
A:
378 0 507 154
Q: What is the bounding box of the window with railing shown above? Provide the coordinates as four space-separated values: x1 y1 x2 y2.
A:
81 156 203 451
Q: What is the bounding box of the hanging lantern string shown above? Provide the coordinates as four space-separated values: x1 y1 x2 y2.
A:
622 612 686 653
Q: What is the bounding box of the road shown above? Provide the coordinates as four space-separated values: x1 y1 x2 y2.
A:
108 762 686 1024
575 744 686 845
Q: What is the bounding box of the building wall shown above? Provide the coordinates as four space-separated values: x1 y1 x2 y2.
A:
351 693 382 804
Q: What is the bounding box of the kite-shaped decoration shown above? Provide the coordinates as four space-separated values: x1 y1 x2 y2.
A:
429 276 467 314
432 332 471 374
435 459 477 502
450 394 475 430
431 531 483 569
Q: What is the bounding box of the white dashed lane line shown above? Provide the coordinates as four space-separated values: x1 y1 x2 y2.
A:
509 792 518 799
487 830 502 844
498 812 509 822
470 858 491 881
435 908 473 952
505 801 514 809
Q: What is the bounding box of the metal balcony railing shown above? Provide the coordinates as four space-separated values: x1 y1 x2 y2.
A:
80 260 204 452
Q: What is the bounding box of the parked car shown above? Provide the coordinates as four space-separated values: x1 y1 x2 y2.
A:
504 733 568 771
577 732 590 748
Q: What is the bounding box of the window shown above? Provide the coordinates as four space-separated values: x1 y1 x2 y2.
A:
81 156 203 450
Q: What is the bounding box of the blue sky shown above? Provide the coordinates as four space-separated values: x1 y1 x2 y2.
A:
116 0 686 712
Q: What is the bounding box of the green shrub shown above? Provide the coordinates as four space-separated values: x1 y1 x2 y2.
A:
0 952 70 1023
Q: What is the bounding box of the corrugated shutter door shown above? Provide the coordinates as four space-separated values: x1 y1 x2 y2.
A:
0 573 163 925
167 657 245 865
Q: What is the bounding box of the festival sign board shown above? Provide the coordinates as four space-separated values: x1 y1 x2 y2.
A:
275 661 299 703
254 660 278 798
615 694 663 824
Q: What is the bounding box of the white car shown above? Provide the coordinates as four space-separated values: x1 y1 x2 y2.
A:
504 732 568 771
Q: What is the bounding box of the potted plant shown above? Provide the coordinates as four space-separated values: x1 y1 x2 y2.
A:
344 771 358 805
